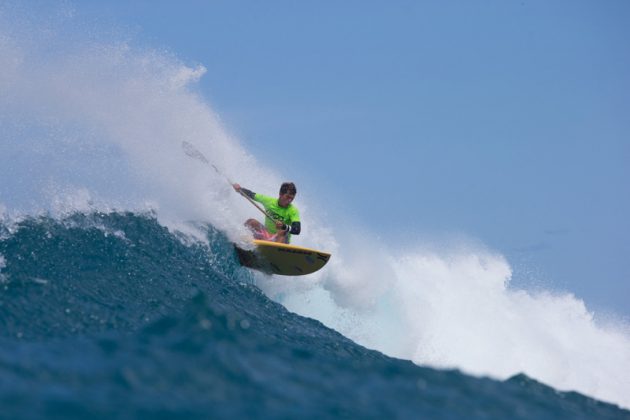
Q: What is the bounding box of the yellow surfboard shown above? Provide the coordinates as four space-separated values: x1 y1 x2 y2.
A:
235 240 331 276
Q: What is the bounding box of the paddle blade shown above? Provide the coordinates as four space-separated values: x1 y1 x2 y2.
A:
182 141 209 164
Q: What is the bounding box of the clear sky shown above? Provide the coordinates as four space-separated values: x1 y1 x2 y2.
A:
7 1 630 317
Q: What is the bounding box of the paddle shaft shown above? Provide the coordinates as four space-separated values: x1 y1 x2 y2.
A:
181 141 278 222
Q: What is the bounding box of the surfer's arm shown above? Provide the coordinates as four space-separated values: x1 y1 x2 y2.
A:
233 184 256 200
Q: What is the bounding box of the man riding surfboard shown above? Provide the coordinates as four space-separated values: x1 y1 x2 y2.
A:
232 182 301 244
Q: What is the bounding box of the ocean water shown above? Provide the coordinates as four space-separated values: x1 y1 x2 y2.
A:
1 4 630 418
0 212 627 419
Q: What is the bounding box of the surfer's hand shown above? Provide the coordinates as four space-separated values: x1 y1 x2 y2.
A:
275 220 288 231
233 183 241 192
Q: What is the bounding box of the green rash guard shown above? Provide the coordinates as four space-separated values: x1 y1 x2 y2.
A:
254 193 300 241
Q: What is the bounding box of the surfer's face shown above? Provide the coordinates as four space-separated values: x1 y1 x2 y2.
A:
278 193 295 207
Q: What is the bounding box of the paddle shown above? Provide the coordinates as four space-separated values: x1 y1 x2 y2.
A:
181 141 278 222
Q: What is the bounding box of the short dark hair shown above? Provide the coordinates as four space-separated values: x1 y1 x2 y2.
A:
280 182 297 195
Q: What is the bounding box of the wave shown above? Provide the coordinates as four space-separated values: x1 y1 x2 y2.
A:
0 212 627 419
1 3 629 412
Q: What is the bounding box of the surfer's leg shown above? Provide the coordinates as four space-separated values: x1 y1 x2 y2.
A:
244 219 263 231
244 219 275 240
273 230 288 243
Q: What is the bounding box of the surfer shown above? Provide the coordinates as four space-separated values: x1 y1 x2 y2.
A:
232 182 301 244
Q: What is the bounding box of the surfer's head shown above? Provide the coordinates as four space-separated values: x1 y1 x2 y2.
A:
279 182 297 196
278 182 296 207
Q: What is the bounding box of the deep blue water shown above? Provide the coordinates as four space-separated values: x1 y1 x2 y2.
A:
0 212 627 419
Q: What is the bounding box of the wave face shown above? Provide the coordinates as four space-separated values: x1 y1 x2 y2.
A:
0 212 627 419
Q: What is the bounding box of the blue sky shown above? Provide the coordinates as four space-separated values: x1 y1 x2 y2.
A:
13 1 630 316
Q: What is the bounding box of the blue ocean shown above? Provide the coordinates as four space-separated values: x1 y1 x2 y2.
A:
0 212 626 419
1 4 630 419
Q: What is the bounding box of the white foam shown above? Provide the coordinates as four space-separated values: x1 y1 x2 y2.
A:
0 10 276 242
268 239 630 409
